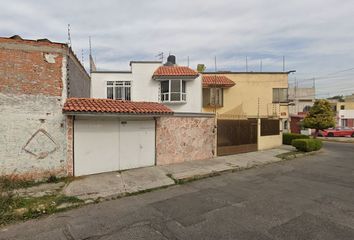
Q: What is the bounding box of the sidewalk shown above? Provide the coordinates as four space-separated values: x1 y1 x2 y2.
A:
63 146 293 201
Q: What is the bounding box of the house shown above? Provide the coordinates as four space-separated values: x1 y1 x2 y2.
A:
0 35 90 180
288 87 315 115
91 55 202 113
201 71 292 155
335 94 354 128
288 87 315 134
69 55 215 176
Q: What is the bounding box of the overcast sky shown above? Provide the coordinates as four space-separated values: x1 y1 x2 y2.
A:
2 0 354 98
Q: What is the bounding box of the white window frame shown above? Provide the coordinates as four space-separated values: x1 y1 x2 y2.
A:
107 81 131 100
160 79 186 103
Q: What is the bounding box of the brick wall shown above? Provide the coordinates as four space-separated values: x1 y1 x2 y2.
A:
156 116 215 165
0 40 64 96
0 37 87 180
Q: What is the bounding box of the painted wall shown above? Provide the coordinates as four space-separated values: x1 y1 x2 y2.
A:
91 62 203 113
131 62 161 102
257 119 282 150
91 72 133 98
0 94 67 179
160 76 203 113
202 73 289 120
156 116 215 165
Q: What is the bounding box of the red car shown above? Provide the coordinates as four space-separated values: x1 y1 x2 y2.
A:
319 128 354 137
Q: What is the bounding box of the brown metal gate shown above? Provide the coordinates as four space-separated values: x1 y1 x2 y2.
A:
217 119 258 156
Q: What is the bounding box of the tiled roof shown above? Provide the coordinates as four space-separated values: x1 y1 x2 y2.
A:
153 66 199 77
63 98 173 115
202 75 236 88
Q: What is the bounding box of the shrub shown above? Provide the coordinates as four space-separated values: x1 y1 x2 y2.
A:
283 133 310 145
291 139 323 152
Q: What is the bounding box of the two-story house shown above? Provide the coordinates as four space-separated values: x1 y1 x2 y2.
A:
67 56 215 176
91 55 202 113
202 71 292 155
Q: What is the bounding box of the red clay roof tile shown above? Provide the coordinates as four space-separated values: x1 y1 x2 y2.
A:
63 98 173 115
153 66 198 77
202 75 235 88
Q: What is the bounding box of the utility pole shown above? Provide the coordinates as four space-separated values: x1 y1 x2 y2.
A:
246 56 248 72
187 56 190 67
260 59 262 72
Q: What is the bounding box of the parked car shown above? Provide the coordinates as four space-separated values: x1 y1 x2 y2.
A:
319 127 354 137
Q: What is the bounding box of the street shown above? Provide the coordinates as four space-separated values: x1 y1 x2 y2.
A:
1 142 354 240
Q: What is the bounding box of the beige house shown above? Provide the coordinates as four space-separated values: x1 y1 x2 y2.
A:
202 72 292 155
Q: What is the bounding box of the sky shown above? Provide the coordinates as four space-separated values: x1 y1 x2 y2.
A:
1 0 354 98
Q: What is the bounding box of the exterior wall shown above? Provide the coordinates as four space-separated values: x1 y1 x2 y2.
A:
91 72 133 98
257 119 282 150
338 110 354 127
67 55 91 98
156 116 215 165
157 76 203 113
0 94 67 179
91 62 203 113
288 88 315 115
0 37 87 180
131 62 161 102
202 73 289 120
66 115 74 176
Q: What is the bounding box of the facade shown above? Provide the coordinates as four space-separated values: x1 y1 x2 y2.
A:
288 87 315 134
202 72 291 153
288 87 315 115
328 94 354 128
91 56 203 113
0 35 90 180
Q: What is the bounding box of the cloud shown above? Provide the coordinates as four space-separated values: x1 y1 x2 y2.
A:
1 0 354 96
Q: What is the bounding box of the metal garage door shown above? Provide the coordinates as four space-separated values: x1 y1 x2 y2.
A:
74 117 155 176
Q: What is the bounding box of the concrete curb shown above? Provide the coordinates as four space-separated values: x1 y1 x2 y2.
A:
276 150 322 161
319 138 354 144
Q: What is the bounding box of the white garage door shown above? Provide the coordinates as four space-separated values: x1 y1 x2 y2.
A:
74 117 155 176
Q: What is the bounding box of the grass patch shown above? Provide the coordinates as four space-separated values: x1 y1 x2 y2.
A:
0 193 83 226
276 151 302 160
0 176 80 227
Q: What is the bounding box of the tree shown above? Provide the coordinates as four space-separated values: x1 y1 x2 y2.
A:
303 99 335 138
197 64 206 73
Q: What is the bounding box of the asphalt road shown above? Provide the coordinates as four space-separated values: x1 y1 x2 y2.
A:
1 142 354 240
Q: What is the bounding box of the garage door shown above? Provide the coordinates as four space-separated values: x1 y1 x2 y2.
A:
74 118 155 176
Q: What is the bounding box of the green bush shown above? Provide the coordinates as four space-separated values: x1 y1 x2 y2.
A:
283 133 310 145
291 139 323 152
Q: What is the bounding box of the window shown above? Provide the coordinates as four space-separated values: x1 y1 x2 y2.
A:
107 81 131 100
203 88 223 107
273 88 288 103
303 105 311 112
160 80 186 102
341 105 345 110
261 119 280 136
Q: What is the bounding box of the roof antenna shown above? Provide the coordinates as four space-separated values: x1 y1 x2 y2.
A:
67 24 72 47
89 36 96 73
156 52 164 62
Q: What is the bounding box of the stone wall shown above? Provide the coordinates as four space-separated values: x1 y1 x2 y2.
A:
156 116 215 165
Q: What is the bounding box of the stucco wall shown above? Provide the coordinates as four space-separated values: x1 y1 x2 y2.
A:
257 118 282 150
203 73 289 119
156 116 215 165
0 94 67 179
91 72 133 98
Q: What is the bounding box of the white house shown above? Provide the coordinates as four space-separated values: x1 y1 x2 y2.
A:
91 55 203 113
